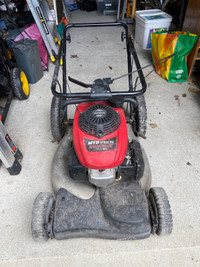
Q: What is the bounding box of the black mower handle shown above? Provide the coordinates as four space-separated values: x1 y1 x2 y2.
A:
51 22 146 108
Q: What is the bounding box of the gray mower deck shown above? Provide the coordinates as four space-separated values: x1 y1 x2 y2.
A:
53 179 151 240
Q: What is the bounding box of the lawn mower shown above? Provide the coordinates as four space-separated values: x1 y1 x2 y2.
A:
31 22 172 241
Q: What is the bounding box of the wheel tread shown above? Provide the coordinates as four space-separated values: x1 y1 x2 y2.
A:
136 94 147 136
50 96 66 142
31 192 54 242
10 68 29 100
149 187 173 236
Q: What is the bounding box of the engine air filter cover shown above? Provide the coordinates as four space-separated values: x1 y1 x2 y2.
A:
73 101 128 169
78 104 121 138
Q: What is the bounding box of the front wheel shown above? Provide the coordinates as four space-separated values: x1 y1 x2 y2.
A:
149 187 173 236
31 192 54 242
10 68 30 100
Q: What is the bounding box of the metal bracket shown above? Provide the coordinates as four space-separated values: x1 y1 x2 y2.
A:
91 78 112 98
129 140 144 180
66 33 71 43
121 32 126 42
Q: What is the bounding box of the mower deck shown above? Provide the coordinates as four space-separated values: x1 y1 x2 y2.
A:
50 125 152 240
53 180 151 240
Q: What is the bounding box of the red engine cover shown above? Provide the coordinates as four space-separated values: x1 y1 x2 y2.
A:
73 101 128 169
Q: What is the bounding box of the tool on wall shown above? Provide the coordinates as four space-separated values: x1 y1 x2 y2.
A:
117 0 136 23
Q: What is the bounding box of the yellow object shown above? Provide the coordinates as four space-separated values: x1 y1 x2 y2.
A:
51 56 56 62
60 59 63 65
20 71 29 96
6 48 12 59
127 2 131 18
131 0 136 18
54 38 58 43
58 41 60 45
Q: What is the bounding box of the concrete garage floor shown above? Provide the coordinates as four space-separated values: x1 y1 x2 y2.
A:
1 11 200 267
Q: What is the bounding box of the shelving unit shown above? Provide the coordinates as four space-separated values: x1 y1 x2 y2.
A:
187 37 200 81
182 0 200 81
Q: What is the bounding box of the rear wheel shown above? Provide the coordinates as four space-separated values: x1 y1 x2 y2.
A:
130 94 147 137
149 187 173 236
50 96 67 142
135 94 147 137
31 192 54 242
10 68 30 100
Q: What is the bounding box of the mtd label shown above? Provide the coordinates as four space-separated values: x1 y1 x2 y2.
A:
85 137 116 151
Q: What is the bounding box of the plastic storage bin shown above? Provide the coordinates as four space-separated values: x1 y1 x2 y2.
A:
96 0 118 15
12 39 43 84
135 9 172 49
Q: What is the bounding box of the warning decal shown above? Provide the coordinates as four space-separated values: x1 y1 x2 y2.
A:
5 134 16 152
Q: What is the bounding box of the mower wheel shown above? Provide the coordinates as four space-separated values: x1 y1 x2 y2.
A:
51 96 67 142
10 68 30 100
135 94 147 137
149 187 173 236
31 192 54 242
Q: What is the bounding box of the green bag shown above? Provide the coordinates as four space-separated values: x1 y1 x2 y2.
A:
151 31 198 82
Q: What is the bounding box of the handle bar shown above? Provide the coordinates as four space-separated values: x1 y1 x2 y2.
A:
51 22 146 106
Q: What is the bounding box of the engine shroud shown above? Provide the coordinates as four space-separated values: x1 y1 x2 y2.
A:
73 101 128 169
